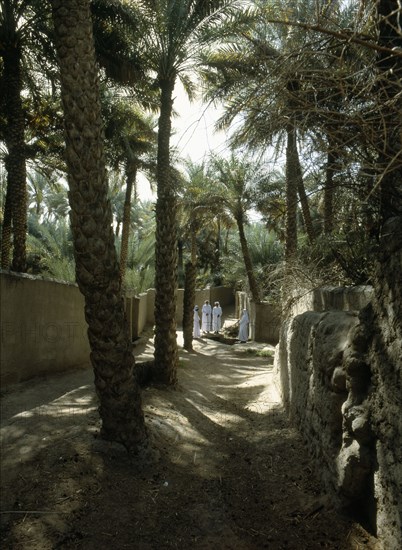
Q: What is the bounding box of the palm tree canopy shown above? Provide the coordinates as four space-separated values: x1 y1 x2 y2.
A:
134 0 242 88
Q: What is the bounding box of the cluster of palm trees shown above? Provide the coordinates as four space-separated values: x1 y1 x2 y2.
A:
1 0 401 451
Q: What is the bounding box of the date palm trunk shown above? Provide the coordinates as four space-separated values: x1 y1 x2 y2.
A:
236 214 261 303
153 77 179 385
285 123 299 260
120 162 137 279
51 0 146 452
1 45 27 272
294 149 315 243
324 144 336 235
183 261 196 351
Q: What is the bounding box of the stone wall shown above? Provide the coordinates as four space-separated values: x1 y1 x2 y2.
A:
274 282 401 548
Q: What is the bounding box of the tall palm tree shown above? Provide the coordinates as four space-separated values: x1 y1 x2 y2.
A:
0 0 58 271
177 160 219 350
201 0 369 255
50 0 147 453
102 95 157 279
201 14 316 259
208 154 264 303
133 0 239 385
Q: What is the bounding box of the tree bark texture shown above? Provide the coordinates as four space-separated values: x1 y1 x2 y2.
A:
51 0 146 452
183 261 196 351
376 0 402 222
1 45 27 272
119 163 137 279
285 124 299 259
324 147 336 235
365 6 402 542
236 214 261 303
153 77 179 385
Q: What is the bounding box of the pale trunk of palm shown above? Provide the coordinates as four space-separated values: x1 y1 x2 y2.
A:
213 219 222 285
178 238 184 287
324 145 336 235
294 149 315 243
154 78 179 385
183 261 196 351
285 124 299 259
236 213 261 303
1 46 27 272
51 0 146 452
286 122 314 243
119 162 137 279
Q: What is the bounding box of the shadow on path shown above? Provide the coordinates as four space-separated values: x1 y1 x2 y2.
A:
0 330 379 549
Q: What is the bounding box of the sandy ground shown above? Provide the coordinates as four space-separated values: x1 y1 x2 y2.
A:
0 322 380 549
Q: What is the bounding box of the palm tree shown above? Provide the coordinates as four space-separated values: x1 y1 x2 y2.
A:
102 95 157 279
50 0 147 453
132 0 239 385
201 0 370 256
0 0 57 272
177 160 217 350
208 154 264 303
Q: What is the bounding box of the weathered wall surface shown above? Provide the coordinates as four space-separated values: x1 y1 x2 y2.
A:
1 272 90 386
365 216 402 549
275 279 401 549
289 285 373 317
254 302 281 344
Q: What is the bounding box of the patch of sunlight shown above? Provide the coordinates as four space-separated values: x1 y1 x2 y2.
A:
192 403 242 427
54 394 94 405
208 373 232 382
245 400 280 414
19 445 34 456
11 403 97 420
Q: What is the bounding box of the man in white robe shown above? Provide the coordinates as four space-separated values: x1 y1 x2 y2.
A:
212 302 223 333
201 300 212 333
193 306 201 338
238 309 249 343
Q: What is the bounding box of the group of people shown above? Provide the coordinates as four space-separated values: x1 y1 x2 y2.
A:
193 300 250 343
193 300 222 338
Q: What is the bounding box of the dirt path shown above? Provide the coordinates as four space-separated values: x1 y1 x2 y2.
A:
1 329 379 549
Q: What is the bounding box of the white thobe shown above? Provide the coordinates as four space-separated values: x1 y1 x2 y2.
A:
202 303 212 332
238 310 249 342
212 305 222 332
193 309 201 338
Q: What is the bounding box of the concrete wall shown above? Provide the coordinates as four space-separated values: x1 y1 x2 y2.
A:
1 272 90 386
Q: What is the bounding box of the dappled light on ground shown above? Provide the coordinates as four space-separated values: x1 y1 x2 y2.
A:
0 330 379 549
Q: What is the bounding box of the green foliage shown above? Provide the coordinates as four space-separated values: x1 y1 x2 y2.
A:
124 264 155 294
26 214 76 282
220 223 284 298
299 230 377 286
123 201 156 293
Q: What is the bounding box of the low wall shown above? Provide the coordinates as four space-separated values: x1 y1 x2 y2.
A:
235 292 280 344
1 272 90 386
171 286 234 328
254 302 281 344
1 273 235 385
290 286 373 317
